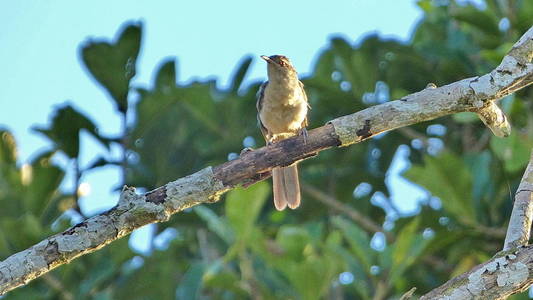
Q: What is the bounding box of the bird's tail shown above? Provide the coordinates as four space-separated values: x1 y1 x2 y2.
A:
272 164 301 210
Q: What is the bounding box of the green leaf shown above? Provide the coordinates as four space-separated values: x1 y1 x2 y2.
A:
228 56 252 93
276 226 311 261
194 206 234 244
452 112 478 123
24 151 64 216
41 194 74 226
77 256 117 298
225 182 268 242
331 216 374 271
1 214 44 249
286 257 334 300
451 5 500 36
0 130 23 217
0 227 9 257
464 151 492 205
32 105 109 158
176 262 205 300
403 151 475 223
326 231 370 299
0 129 17 166
389 217 429 283
416 0 433 13
490 131 533 173
155 58 176 89
516 1 533 33
81 23 142 112
203 259 248 297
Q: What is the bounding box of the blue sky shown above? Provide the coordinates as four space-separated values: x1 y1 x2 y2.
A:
1 1 426 253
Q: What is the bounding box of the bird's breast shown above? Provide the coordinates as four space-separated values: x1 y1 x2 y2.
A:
260 82 307 135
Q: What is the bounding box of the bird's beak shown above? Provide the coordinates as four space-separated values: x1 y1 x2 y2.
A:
260 55 272 63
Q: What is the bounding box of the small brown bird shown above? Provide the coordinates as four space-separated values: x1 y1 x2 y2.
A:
257 55 309 210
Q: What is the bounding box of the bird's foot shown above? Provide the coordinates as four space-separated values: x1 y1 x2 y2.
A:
240 147 254 156
299 128 308 144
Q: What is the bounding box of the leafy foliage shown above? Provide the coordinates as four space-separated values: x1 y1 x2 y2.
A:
81 23 142 112
32 105 110 158
1 1 533 299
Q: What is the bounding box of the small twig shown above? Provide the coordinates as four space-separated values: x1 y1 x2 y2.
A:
397 127 429 147
73 158 87 218
372 280 388 300
399 287 416 300
42 274 74 300
469 130 491 153
472 223 507 239
121 113 128 185
422 255 454 273
301 182 393 242
503 151 533 250
196 229 210 264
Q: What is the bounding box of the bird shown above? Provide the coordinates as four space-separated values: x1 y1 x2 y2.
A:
256 55 309 210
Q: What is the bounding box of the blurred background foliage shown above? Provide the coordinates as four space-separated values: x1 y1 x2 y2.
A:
1 0 533 299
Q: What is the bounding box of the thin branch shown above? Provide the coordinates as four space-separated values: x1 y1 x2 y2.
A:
420 245 533 299
472 223 507 239
303 182 457 271
120 112 128 185
42 273 74 300
397 127 429 146
469 130 491 153
504 151 533 250
301 182 392 242
0 26 532 296
372 280 389 300
400 287 416 300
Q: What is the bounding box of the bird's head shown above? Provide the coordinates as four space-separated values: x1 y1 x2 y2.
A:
261 55 297 78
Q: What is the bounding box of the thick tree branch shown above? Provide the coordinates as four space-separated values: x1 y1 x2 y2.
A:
0 26 532 296
504 151 533 250
418 152 533 299
420 246 533 299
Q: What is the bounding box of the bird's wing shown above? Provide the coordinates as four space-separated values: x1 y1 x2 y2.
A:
298 80 311 110
256 81 271 141
298 80 310 128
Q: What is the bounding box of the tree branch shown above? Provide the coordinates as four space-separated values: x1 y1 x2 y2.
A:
419 152 533 299
420 246 533 299
1 26 532 296
301 182 393 242
504 151 533 250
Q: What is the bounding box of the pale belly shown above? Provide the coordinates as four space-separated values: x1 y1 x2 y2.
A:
259 95 308 135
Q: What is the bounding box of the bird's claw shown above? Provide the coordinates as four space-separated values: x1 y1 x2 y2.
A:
300 128 308 144
240 147 254 156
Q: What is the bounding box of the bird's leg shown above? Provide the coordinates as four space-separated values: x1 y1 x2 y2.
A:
299 128 308 144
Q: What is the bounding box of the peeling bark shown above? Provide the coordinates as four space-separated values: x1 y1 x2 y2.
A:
0 167 228 295
504 152 533 250
420 247 533 300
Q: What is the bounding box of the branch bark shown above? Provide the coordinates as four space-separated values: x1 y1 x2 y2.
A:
504 151 533 250
420 246 533 299
419 151 533 299
1 26 532 296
